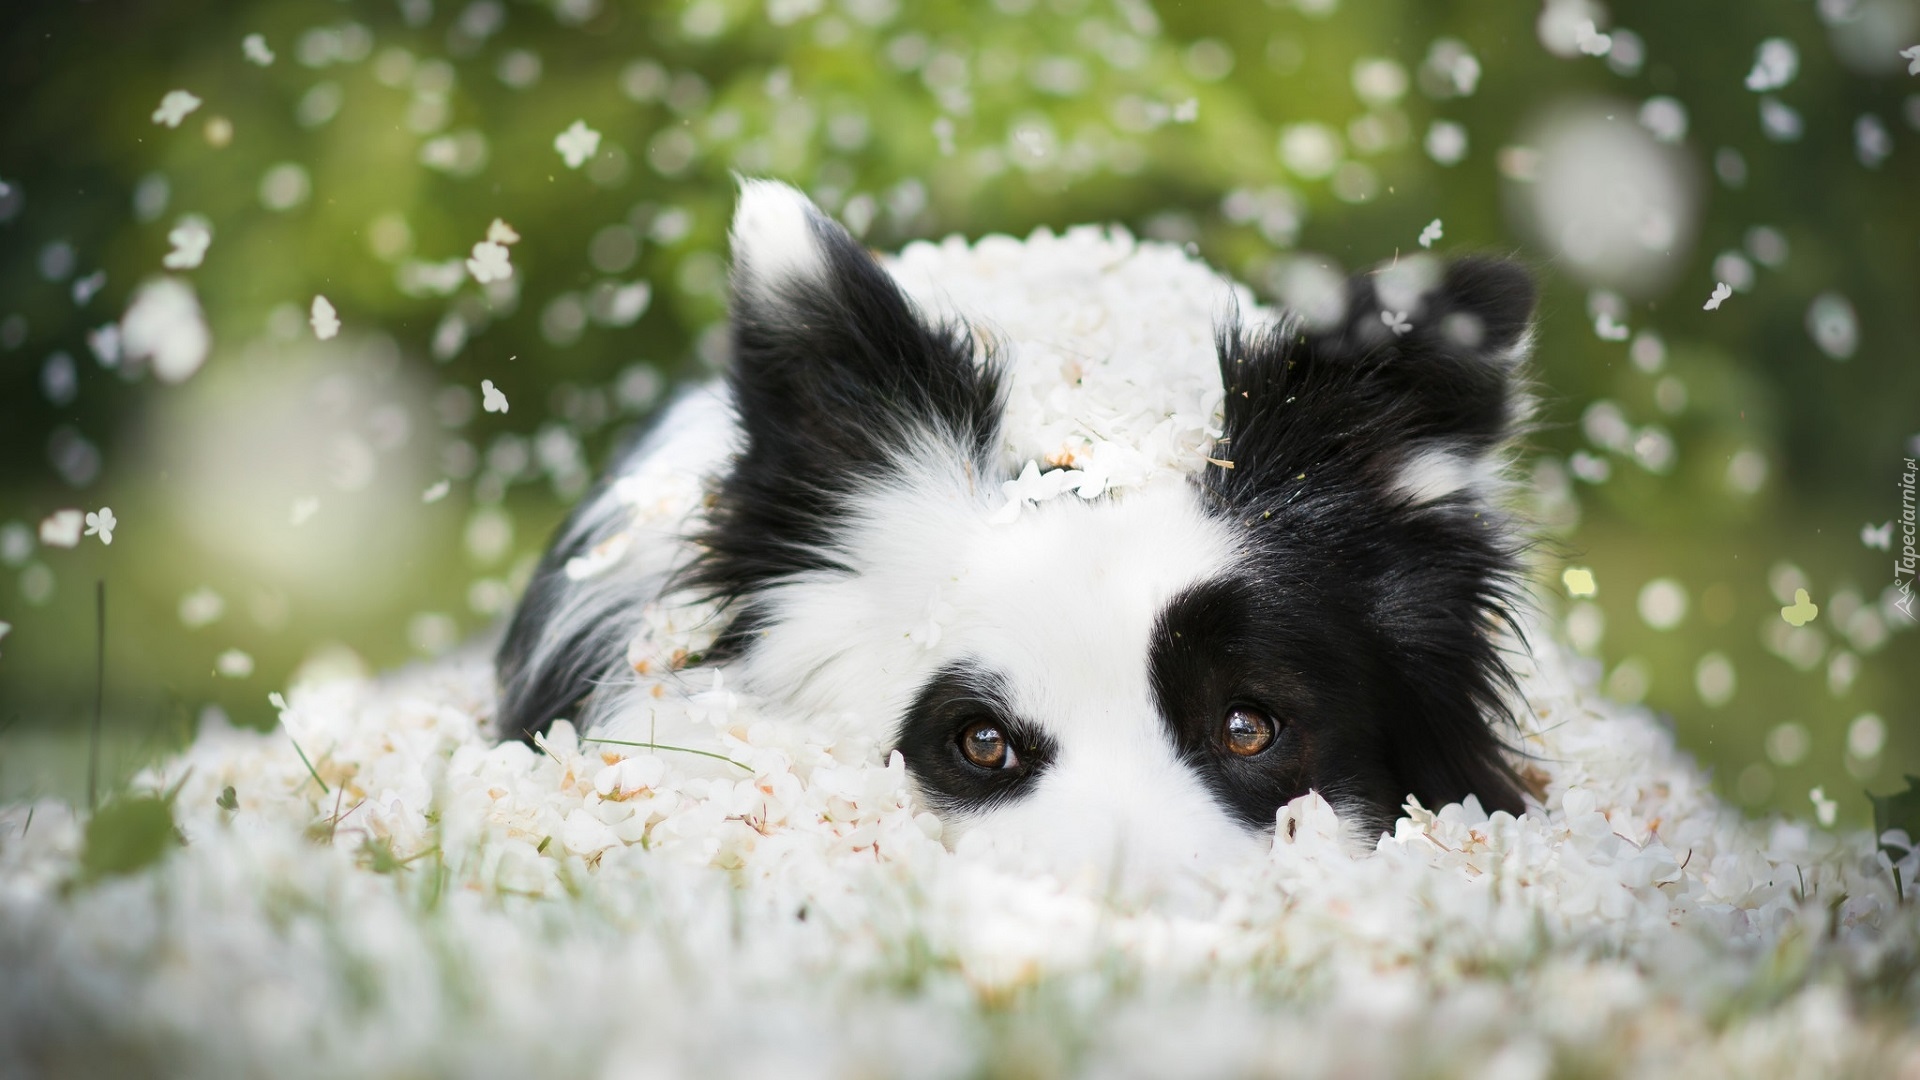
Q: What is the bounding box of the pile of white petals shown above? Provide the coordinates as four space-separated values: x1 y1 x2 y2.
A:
3 227 1916 1078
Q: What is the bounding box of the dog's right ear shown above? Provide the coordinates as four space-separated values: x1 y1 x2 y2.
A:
1209 256 1535 514
686 180 1004 638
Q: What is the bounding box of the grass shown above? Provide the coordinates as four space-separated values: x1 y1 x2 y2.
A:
578 735 751 772
288 734 330 794
87 580 104 812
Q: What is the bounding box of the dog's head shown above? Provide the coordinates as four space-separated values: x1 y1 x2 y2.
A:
683 182 1534 879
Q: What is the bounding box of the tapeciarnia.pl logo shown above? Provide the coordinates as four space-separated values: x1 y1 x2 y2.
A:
1896 456 1916 621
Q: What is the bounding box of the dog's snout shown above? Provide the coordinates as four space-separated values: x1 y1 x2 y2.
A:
948 749 1268 894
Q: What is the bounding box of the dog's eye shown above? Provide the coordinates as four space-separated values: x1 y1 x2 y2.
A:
958 719 1019 770
1221 706 1277 757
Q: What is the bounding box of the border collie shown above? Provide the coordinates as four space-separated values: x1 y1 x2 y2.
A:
496 179 1535 877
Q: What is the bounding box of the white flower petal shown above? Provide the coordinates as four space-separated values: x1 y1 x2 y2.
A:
151 89 203 128
310 295 340 340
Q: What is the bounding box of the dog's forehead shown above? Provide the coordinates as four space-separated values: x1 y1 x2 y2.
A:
939 479 1234 722
730 463 1241 741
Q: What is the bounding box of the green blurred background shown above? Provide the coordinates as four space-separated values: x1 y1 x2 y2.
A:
1 0 1915 823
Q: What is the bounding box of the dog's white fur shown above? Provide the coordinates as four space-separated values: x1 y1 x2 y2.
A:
739 462 1264 876
729 178 830 296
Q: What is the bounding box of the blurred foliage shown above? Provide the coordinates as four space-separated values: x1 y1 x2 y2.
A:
76 791 181 887
1878 776 1920 846
0 0 1916 824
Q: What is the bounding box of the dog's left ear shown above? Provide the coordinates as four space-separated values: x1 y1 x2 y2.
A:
687 180 1004 641
1208 257 1536 818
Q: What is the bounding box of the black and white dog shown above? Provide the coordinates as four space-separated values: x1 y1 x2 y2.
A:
497 180 1535 875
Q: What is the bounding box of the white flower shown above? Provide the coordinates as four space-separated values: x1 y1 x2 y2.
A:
399 259 468 297
179 587 225 628
1703 281 1732 311
1279 122 1342 179
486 218 520 245
1273 790 1348 857
1417 219 1443 249
310 295 340 340
422 479 451 504
1809 787 1837 828
554 120 602 169
1569 450 1611 483
594 757 666 799
83 507 116 545
121 277 210 383
72 271 107 305
1745 38 1798 92
1759 97 1802 142
242 33 274 66
564 531 631 580
1903 45 1920 76
162 216 212 270
561 807 620 855
1856 115 1892 169
1381 309 1413 335
419 132 490 177
1425 120 1468 165
1862 521 1892 550
481 379 509 414
259 163 312 211
88 324 122 369
0 524 31 566
597 281 652 326
1594 312 1630 341
215 649 254 678
38 509 83 549
989 460 1083 524
466 240 512 284
151 89 203 128
1573 19 1611 57
1639 96 1688 143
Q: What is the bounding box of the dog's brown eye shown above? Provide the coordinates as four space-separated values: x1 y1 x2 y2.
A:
958 720 1019 770
1221 706 1276 756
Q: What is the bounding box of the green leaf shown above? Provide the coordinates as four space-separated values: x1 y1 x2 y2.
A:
1873 776 1920 905
359 835 403 874
77 795 180 886
1870 775 1920 861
